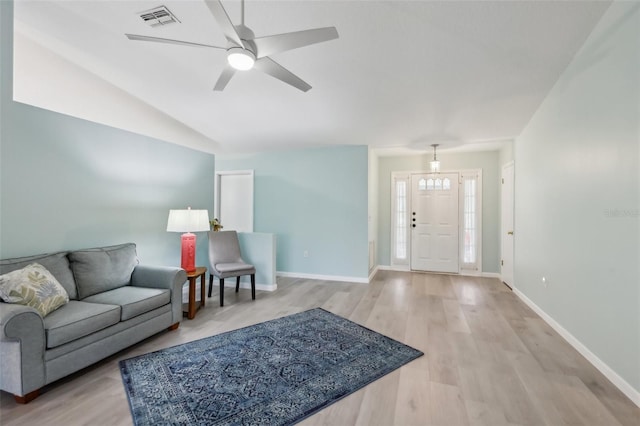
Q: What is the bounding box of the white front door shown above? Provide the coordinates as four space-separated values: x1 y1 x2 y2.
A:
411 173 459 273
501 162 515 287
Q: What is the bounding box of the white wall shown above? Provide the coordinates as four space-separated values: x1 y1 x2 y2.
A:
515 1 639 399
499 140 514 167
12 23 216 154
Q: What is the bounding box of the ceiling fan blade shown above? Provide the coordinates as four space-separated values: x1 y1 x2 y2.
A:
125 34 225 49
254 57 312 92
204 0 245 48
213 65 236 91
253 27 339 58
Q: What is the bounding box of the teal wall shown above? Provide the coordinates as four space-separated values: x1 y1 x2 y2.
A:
377 151 501 273
0 1 215 267
237 232 276 287
216 146 369 279
515 2 639 393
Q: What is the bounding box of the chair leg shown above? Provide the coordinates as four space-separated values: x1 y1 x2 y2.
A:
235 276 240 293
208 274 213 298
219 278 225 307
251 274 256 300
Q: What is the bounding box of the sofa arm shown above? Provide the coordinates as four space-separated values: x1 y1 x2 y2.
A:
131 265 187 325
0 303 46 397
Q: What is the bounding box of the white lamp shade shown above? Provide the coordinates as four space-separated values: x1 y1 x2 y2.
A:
166 209 210 233
430 160 441 173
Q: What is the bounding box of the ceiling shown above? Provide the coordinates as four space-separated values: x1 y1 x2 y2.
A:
13 1 611 155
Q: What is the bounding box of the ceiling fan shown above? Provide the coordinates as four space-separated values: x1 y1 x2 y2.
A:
125 0 339 92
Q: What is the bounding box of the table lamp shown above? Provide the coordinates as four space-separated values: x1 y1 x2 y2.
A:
166 207 210 272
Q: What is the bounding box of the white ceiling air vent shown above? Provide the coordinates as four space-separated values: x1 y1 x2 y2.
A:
138 6 180 27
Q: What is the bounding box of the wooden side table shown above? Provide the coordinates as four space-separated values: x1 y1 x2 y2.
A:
183 266 207 320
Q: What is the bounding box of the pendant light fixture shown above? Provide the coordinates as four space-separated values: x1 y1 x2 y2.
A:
430 144 441 173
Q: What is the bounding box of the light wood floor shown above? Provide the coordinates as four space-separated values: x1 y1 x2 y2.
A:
1 271 638 425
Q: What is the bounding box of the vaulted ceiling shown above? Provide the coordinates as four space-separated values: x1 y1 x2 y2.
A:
13 1 611 154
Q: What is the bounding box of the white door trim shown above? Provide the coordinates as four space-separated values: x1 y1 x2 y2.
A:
501 161 515 287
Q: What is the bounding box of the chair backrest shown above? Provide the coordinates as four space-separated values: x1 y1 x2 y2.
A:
208 230 243 266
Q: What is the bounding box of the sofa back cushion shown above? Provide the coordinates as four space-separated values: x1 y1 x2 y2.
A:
0 252 78 300
69 243 139 299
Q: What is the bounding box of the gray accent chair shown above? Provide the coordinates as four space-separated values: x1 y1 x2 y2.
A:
0 243 186 403
207 231 256 306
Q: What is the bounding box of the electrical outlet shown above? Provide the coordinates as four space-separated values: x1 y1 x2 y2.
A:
303 250 309 258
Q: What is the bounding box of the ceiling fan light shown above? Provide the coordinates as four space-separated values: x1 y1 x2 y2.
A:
227 47 255 70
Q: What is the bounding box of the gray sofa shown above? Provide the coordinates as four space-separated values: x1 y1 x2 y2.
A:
0 243 186 403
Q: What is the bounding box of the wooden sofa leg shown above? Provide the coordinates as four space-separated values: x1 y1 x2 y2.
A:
14 389 40 404
168 323 180 331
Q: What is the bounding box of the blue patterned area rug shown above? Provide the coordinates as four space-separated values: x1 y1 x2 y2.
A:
120 308 423 425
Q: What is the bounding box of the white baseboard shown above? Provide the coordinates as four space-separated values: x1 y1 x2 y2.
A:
481 272 501 279
456 271 501 279
514 288 640 408
276 271 369 284
377 265 410 272
368 265 379 282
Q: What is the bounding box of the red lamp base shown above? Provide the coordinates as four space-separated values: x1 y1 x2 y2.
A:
180 232 197 272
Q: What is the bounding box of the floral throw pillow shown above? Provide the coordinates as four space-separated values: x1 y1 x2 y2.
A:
0 263 69 317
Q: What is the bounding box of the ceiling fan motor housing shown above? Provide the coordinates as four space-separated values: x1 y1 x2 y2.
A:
225 24 257 70
234 25 256 52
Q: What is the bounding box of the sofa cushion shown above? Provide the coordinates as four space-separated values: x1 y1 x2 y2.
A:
83 286 170 321
0 263 69 317
44 300 120 349
69 243 138 300
0 251 78 299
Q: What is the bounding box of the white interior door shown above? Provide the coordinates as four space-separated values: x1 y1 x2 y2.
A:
411 173 459 273
215 170 254 232
501 162 515 287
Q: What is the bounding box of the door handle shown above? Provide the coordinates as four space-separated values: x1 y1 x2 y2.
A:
507 231 514 235
412 224 416 228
